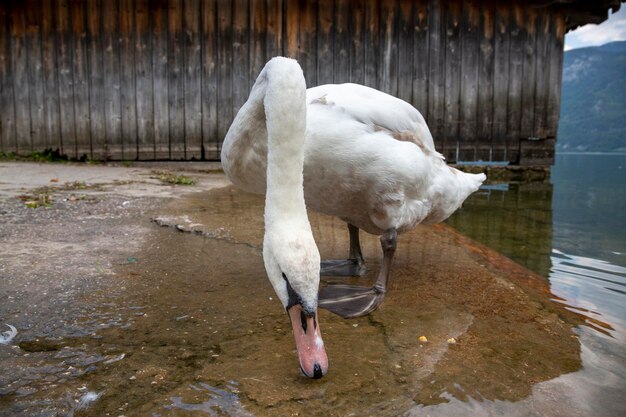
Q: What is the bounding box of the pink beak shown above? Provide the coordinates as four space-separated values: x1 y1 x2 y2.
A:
287 305 328 379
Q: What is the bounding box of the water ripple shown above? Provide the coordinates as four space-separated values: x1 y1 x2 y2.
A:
165 382 255 417
550 249 626 340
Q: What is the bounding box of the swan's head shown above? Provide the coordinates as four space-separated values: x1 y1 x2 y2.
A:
263 226 328 379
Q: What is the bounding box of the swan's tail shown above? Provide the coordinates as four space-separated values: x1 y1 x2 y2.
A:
466 171 486 193
423 167 486 224
456 170 486 203
455 169 485 215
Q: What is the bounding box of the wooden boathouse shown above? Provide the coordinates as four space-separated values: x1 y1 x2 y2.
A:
0 0 620 165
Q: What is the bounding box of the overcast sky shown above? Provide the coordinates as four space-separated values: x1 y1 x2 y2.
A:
564 4 626 50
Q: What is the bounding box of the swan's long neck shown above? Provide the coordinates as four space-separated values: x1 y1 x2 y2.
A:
263 59 308 227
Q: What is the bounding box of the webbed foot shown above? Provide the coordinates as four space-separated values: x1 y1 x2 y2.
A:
318 284 385 318
319 228 397 319
320 259 367 276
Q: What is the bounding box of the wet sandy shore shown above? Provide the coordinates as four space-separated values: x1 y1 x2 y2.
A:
0 162 584 416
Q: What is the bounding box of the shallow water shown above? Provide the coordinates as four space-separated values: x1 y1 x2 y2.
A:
446 153 626 416
1 189 581 416
1 154 624 416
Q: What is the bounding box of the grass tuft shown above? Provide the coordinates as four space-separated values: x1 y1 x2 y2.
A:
151 170 197 186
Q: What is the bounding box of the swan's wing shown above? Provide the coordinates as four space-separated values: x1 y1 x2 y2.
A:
306 83 441 158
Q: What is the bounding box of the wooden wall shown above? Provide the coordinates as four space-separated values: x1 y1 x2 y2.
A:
0 0 566 164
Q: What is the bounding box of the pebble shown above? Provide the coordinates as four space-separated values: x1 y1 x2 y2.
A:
418 335 428 343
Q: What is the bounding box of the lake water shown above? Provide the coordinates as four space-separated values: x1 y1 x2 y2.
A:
446 152 626 416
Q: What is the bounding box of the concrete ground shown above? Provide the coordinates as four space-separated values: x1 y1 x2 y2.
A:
0 160 229 337
0 161 228 415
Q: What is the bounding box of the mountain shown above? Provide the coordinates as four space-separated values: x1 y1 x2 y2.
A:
558 41 626 152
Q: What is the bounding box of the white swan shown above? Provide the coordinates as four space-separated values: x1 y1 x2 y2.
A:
259 58 328 379
222 57 485 320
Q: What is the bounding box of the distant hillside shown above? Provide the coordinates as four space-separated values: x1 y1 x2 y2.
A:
558 41 626 152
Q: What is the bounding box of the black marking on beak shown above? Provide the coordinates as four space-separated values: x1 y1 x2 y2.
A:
300 310 308 333
300 363 325 380
282 272 302 311
313 363 323 379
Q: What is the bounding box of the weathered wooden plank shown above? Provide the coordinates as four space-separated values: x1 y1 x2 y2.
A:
412 0 428 117
317 0 334 85
397 0 414 104
266 0 283 59
458 0 479 162
86 0 106 159
348 0 365 85
0 4 15 153
70 0 91 159
476 2 494 161
379 0 397 95
201 0 218 159
284 0 298 59
492 3 509 161
168 0 184 159
41 0 61 153
443 1 461 161
11 2 32 155
334 0 350 84
506 3 524 164
119 0 137 160
533 10 550 139
152 0 170 159
547 10 564 139
216 0 232 153
520 6 538 141
102 0 122 159
249 0 267 81
231 0 248 132
25 1 46 154
363 0 379 88
299 0 317 86
55 0 74 157
184 0 202 159
427 0 445 153
134 0 154 159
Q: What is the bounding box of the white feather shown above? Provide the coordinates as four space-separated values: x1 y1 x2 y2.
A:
76 391 102 409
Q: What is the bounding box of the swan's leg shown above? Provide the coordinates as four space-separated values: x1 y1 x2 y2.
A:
319 228 397 318
320 223 367 276
348 223 365 264
373 228 397 293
